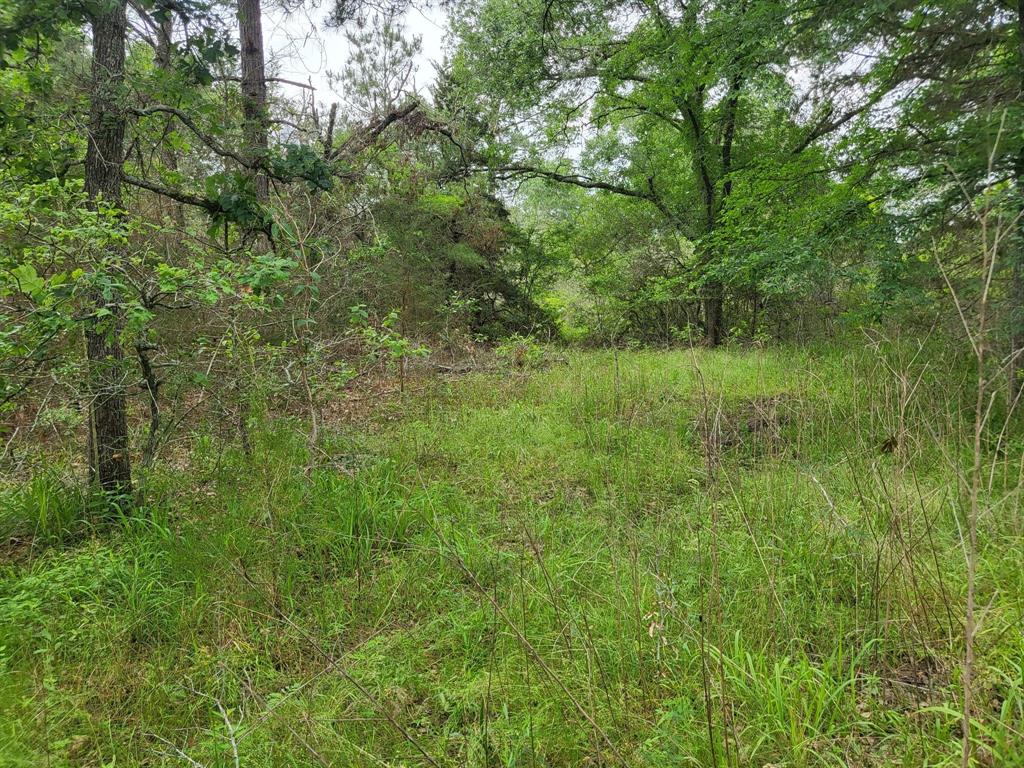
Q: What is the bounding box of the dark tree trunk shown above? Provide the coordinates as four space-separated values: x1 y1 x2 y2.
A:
705 283 724 347
683 70 742 349
678 85 728 348
136 342 160 468
85 0 132 496
237 0 269 199
751 285 759 340
231 0 267 458
704 72 742 349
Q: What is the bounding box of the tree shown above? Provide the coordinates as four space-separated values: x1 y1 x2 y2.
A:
449 0 896 344
83 0 132 496
1 0 243 495
448 0 885 344
237 0 269 199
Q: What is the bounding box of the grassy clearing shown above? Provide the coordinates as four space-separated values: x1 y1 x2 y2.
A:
1 346 1022 767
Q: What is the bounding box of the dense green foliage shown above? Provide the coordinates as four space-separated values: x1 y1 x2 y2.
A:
1 0 1023 765
448 0 1023 345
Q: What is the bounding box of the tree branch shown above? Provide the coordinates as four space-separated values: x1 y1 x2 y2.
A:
131 104 253 168
493 163 677 223
327 100 421 161
122 173 221 214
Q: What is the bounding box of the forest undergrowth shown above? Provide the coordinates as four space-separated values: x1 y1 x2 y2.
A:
1 344 1022 767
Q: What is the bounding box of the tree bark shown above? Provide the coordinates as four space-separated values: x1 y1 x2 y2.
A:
680 94 726 347
704 283 724 347
85 0 132 497
136 342 160 469
237 0 269 199
703 71 743 349
751 285 759 340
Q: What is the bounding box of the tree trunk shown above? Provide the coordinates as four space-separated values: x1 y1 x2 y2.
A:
705 72 742 349
751 285 759 340
136 342 160 469
85 0 132 496
237 0 269 199
705 282 724 347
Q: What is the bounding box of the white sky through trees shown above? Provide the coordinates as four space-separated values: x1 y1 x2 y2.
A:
264 3 448 106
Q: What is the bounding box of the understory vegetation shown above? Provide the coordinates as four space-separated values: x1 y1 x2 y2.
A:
2 347 1023 766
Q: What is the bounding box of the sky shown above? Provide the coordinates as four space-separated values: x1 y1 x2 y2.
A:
264 2 449 109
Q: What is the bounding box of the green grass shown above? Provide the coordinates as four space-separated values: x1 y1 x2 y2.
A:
1 346 1022 766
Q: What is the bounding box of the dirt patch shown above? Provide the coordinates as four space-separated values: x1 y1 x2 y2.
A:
0 533 36 564
693 394 794 455
876 654 951 711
